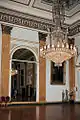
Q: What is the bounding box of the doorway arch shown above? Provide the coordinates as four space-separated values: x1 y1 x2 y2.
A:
10 45 39 102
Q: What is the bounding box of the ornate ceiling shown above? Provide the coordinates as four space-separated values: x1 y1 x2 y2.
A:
42 0 80 9
1 0 80 16
0 0 80 36
7 0 80 11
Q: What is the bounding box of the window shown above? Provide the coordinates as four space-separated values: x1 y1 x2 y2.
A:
51 62 66 85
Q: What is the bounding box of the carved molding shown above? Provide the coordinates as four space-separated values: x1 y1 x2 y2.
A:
10 44 39 61
1 24 12 34
0 12 53 32
69 20 80 36
9 0 31 6
0 6 80 36
42 0 80 10
69 26 80 36
11 37 39 44
0 6 52 24
0 6 54 32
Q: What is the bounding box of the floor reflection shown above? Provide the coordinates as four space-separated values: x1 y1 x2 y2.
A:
0 104 80 120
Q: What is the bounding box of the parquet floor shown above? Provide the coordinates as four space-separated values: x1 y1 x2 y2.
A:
0 104 80 120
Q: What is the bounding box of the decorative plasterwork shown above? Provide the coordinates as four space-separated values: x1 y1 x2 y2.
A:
0 6 54 32
69 20 80 36
0 6 80 36
10 43 39 62
32 0 52 12
42 0 80 10
0 12 53 32
11 37 39 45
0 6 51 24
9 0 31 6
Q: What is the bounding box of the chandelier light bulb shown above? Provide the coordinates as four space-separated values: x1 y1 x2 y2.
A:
66 43 69 49
52 44 54 48
73 46 76 51
40 48 43 52
44 45 46 49
48 44 50 49
62 43 64 48
70 45 73 50
57 41 60 47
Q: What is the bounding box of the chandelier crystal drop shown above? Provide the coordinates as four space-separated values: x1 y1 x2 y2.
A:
40 0 77 65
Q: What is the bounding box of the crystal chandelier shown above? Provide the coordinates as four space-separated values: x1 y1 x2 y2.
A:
40 0 77 65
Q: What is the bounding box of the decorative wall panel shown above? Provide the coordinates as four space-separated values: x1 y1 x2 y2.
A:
9 0 31 6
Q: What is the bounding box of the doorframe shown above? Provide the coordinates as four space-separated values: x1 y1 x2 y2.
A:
9 45 39 102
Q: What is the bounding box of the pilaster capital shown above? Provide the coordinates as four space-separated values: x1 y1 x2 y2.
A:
1 24 12 34
39 32 47 47
39 32 47 42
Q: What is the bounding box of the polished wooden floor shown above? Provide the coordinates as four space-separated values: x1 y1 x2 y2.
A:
0 104 80 120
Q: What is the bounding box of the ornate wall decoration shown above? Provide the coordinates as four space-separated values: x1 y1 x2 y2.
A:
69 21 80 36
0 7 53 32
10 38 39 61
0 6 80 36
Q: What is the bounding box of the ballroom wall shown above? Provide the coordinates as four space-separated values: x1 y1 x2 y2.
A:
46 60 69 102
0 24 80 102
10 26 39 101
75 35 80 101
0 25 2 95
11 26 70 102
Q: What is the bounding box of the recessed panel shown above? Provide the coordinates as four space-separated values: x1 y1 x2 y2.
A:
32 0 52 12
42 0 80 9
9 0 31 5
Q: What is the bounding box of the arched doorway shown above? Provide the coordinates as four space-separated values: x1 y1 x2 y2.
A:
11 48 37 102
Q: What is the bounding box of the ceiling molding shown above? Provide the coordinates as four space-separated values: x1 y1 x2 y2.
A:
0 6 54 32
69 20 80 36
34 0 80 18
0 6 80 36
32 0 52 13
9 0 31 6
0 12 52 32
42 0 80 10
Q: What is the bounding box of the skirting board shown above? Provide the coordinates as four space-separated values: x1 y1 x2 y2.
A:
0 101 79 107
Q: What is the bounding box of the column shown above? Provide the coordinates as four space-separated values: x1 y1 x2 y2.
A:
69 38 75 100
39 33 46 102
1 24 12 96
0 25 2 96
69 58 75 99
